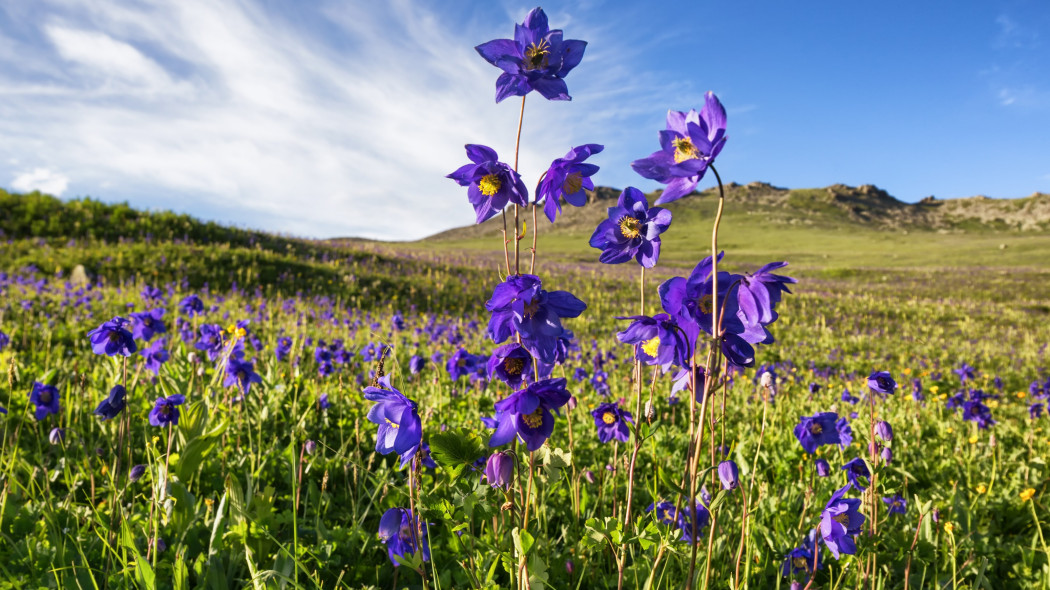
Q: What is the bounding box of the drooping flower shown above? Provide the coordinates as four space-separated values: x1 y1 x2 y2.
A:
129 308 167 342
148 394 185 427
224 357 262 395
734 262 796 329
178 294 204 316
718 460 740 490
538 144 603 222
793 412 841 454
364 384 423 468
631 92 727 204
836 417 853 450
841 457 871 491
867 371 897 395
474 7 587 102
87 316 137 357
486 343 534 389
782 530 822 576
819 485 865 559
129 464 147 482
93 385 126 420
29 381 60 420
49 427 64 445
141 338 170 375
616 313 692 371
409 354 427 375
378 507 430 566
883 493 907 516
488 378 571 451
815 458 831 477
485 274 586 364
483 451 515 490
589 187 672 268
591 402 633 444
875 420 894 441
447 144 529 224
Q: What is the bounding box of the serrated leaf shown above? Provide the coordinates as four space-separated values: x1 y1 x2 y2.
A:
428 429 487 479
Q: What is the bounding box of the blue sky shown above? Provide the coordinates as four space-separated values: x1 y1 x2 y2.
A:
1 0 1047 240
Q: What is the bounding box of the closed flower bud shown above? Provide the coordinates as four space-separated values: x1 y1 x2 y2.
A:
815 458 831 477
304 440 317 455
791 582 802 590
483 451 514 490
875 420 894 441
583 470 596 484
931 508 940 522
129 464 147 482
567 395 578 411
48 427 65 445
565 560 574 574
881 446 893 464
718 460 739 490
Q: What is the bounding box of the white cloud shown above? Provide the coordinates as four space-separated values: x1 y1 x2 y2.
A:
11 167 69 195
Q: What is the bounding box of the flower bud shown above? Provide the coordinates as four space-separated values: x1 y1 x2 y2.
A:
129 464 147 482
304 440 317 455
583 470 596 484
815 458 831 477
718 460 739 490
566 395 578 411
875 420 894 441
48 427 65 445
700 485 712 506
881 446 893 464
483 451 514 490
565 560 574 574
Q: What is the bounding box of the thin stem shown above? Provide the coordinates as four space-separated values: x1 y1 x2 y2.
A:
734 485 749 588
501 210 512 276
511 95 526 277
529 203 539 274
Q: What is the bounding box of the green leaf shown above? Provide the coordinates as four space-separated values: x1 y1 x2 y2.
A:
428 429 487 480
512 527 535 556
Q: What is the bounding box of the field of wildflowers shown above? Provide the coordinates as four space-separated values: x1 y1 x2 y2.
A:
1 7 1048 590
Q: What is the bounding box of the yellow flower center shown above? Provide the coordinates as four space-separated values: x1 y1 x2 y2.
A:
521 408 544 428
385 418 399 429
602 411 617 425
698 294 714 314
672 136 700 163
504 357 525 375
618 216 641 239
833 513 850 525
792 557 810 569
478 174 501 196
641 336 661 358
523 40 550 70
562 172 583 195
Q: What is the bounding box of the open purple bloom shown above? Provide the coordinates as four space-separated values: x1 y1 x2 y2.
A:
589 187 672 268
93 385 126 420
87 316 137 357
819 484 865 559
883 493 907 516
447 144 529 224
591 402 633 444
378 507 430 566
275 336 293 361
836 417 853 450
677 500 711 545
148 394 185 427
648 501 680 526
538 144 603 222
29 381 60 420
962 400 996 429
224 357 262 395
474 7 586 102
447 348 481 381
658 252 732 345
867 371 897 395
483 451 515 490
141 285 164 302
631 92 727 204
130 308 166 342
616 313 691 371
487 343 534 389
841 457 871 491
364 384 423 468
488 378 571 451
815 458 831 477
195 324 226 361
485 274 585 364
793 412 841 454
782 530 822 576
953 362 976 383
178 294 204 316
141 338 170 375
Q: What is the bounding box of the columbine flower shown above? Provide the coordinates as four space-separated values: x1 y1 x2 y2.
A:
141 338 170 375
195 324 226 361
677 500 711 544
782 530 822 576
319 393 331 410
953 362 976 383
275 336 293 361
883 493 907 516
409 354 427 375
591 402 632 444
841 457 870 491
129 308 166 342
734 262 796 329
718 460 740 490
589 187 672 268
93 385 126 420
875 420 894 441
819 485 865 559
815 458 831 477
631 92 727 204
474 7 586 102
378 508 430 566
224 357 262 395
148 394 185 427
447 348 481 381
29 382 60 420
364 384 422 468
485 274 585 364
447 144 528 224
793 412 841 454
49 427 64 445
962 400 996 429
616 313 691 371
648 501 680 526
178 294 204 316
538 144 603 222
488 378 571 451
483 451 515 490
87 317 137 357
836 417 853 450
867 371 897 395
487 343 534 389
129 464 147 482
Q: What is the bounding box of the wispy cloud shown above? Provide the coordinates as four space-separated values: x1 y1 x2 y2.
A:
10 167 69 195
0 0 671 240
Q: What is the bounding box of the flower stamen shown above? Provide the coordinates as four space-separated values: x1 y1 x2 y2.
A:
478 174 502 196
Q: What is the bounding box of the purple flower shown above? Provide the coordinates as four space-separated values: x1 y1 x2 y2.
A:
881 446 894 464
0 330 9 351
953 362 976 383
1031 403 1045 420
734 262 796 329
836 417 853 450
616 313 691 371
591 402 633 444
49 427 64 445
867 371 897 395
129 464 147 482
87 316 137 357
483 451 515 490
488 378 571 451
224 357 262 395
782 530 822 576
29 381 60 420
677 500 711 545
819 484 865 559
275 336 293 361
141 285 164 302
538 144 603 222
589 187 672 268
447 144 529 224
93 385 126 421
364 384 423 468
487 343 534 389
875 420 894 441
883 493 907 516
129 308 166 341
409 354 427 375
447 348 480 381
378 507 430 566
841 457 870 491
474 7 586 102
485 274 585 364
631 92 727 204
793 413 841 454
148 394 185 427
141 338 170 375
911 378 925 401
815 458 831 477
178 294 204 316
718 460 740 490
962 400 996 429
319 393 331 410
648 501 680 526
194 324 226 361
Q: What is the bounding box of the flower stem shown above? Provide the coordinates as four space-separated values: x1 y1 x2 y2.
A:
511 95 526 276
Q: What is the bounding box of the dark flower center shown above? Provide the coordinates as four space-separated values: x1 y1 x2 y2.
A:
562 172 583 195
39 390 53 404
698 294 714 314
144 318 152 326
876 377 891 390
399 524 413 542
523 40 550 70
160 405 172 418
521 408 544 428
833 512 850 525
618 216 641 239
792 557 810 569
237 370 246 382
602 411 617 425
503 357 525 375
523 298 540 318
810 423 823 434
672 136 700 163
478 174 501 196
108 331 122 343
